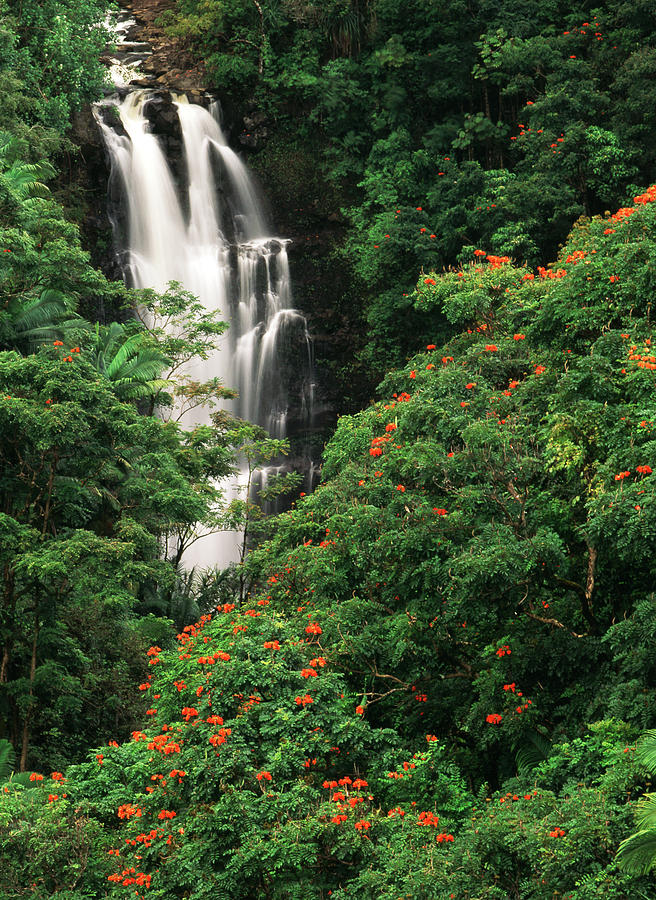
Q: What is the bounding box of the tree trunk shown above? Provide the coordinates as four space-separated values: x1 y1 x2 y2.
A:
19 605 39 772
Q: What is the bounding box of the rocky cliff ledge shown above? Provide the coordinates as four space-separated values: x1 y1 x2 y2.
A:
120 0 207 93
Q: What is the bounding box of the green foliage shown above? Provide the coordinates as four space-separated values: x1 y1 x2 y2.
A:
162 0 656 380
132 281 233 420
0 783 112 898
616 730 656 875
0 348 236 768
7 1 656 895
0 739 15 782
243 187 656 797
87 321 172 404
1 0 110 132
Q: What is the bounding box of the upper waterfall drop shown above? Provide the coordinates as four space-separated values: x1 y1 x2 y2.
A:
95 88 315 567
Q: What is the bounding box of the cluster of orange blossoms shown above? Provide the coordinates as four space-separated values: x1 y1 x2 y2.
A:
108 869 152 888
486 255 510 269
537 266 567 279
369 435 389 456
117 803 143 820
418 810 440 827
209 728 231 747
628 343 656 370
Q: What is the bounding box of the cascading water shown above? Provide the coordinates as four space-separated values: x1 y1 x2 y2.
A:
94 88 315 568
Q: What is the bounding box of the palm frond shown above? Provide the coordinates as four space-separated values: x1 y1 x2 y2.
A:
2 159 54 201
616 828 656 874
107 339 166 381
0 739 16 782
515 730 551 774
0 131 17 162
635 793 656 831
12 295 67 331
88 322 171 402
113 378 172 400
637 730 656 773
5 289 78 353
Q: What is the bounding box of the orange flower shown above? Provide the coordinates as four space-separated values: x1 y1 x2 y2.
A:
117 803 142 819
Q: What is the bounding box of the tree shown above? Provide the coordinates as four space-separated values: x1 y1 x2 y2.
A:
0 348 223 768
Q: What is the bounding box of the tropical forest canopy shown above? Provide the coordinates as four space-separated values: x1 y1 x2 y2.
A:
3 0 656 897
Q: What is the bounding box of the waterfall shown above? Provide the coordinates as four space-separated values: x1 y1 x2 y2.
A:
94 90 315 568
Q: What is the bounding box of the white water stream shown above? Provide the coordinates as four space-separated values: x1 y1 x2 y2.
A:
94 90 314 568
